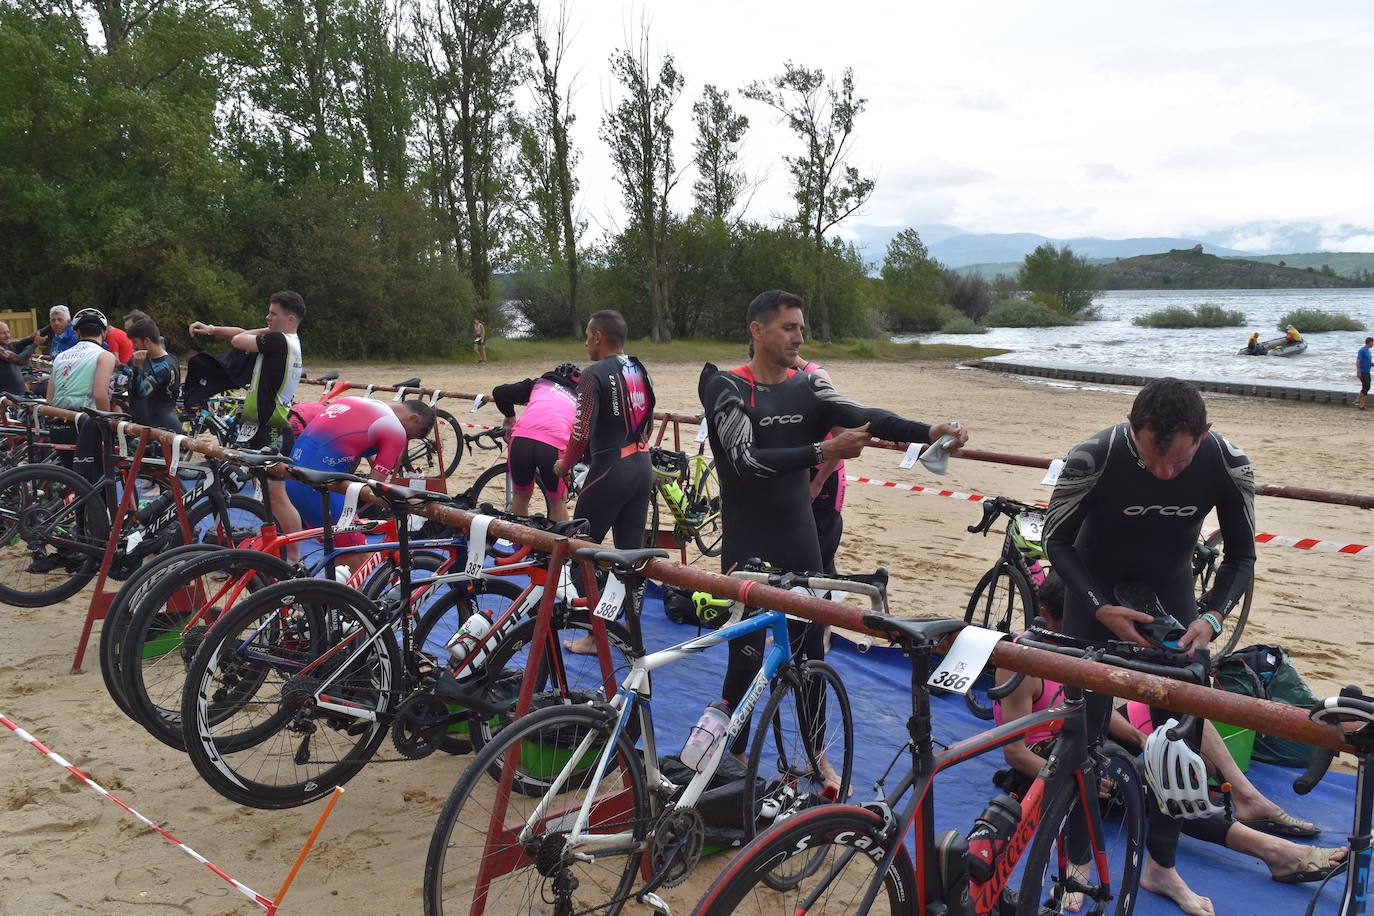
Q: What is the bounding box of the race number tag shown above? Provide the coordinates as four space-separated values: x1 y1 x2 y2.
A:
335 481 365 529
236 421 257 443
1041 458 1064 487
116 421 130 458
694 419 709 443
927 626 1007 694
898 442 923 469
465 514 493 576
1017 511 1045 542
168 434 187 476
470 393 485 412
594 574 627 620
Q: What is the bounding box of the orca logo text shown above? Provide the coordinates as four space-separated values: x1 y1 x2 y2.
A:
759 414 803 426
1123 505 1198 517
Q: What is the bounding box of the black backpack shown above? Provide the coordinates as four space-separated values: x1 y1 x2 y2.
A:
1213 644 1318 767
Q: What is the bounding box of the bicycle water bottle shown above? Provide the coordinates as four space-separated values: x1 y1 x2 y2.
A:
680 702 730 771
966 793 1022 881
445 612 493 667
662 480 687 513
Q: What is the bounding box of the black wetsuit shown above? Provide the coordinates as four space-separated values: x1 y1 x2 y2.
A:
699 363 933 746
129 353 181 432
562 354 656 547
1044 422 1255 866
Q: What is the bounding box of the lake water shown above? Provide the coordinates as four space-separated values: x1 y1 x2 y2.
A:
896 288 1373 389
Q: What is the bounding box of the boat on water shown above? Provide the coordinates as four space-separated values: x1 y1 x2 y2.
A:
1238 336 1307 357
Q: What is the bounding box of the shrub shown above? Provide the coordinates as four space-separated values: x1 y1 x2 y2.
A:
983 298 1076 328
939 313 986 334
1132 303 1246 328
1276 309 1367 333
850 339 879 358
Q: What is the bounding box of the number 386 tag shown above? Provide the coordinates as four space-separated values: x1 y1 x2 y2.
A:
926 626 1008 694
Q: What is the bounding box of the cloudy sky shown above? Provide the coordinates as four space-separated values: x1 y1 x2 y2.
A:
548 0 1374 250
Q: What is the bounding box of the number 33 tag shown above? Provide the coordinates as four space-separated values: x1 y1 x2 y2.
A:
926 625 1007 694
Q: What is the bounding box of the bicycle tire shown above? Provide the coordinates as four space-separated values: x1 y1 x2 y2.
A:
692 804 918 915
180 578 399 808
645 486 662 549
432 409 463 479
121 548 299 749
180 492 270 549
99 542 223 720
423 702 648 916
1198 529 1254 657
0 462 110 606
743 660 854 891
1016 744 1145 916
963 562 1037 720
468 463 511 512
690 459 723 557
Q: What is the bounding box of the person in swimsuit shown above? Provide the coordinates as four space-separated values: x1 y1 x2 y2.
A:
492 362 580 521
126 318 181 432
472 317 487 364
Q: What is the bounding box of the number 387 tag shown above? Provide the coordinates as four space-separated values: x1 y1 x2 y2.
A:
926 626 1008 695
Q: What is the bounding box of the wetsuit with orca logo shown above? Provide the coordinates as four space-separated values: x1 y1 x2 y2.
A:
699 362 936 747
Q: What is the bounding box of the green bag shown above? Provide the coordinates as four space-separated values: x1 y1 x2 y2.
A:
1213 644 1318 767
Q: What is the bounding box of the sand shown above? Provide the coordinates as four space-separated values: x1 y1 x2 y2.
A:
2 355 1370 913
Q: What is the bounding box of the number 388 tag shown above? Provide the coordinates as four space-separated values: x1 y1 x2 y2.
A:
926 626 1008 694
594 575 627 620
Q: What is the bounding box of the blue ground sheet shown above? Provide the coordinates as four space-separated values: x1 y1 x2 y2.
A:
636 584 1358 914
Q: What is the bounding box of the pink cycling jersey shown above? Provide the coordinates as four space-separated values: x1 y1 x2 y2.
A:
289 401 327 438
512 378 578 450
291 396 407 477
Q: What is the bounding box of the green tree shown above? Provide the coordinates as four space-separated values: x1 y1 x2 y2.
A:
1017 242 1102 316
879 229 945 330
744 63 874 342
690 84 749 223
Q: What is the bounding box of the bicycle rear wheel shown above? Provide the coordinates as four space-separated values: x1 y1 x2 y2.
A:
1016 744 1145 916
1197 529 1254 657
180 578 399 808
431 409 463 479
467 463 511 512
693 804 917 915
963 562 1036 720
690 459 723 557
743 660 854 890
0 462 110 606
423 702 648 916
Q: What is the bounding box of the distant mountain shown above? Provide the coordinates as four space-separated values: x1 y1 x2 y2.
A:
925 232 1254 267
1238 252 1374 277
1100 248 1352 289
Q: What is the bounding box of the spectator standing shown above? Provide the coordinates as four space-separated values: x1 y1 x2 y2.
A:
1356 336 1372 410
472 316 488 364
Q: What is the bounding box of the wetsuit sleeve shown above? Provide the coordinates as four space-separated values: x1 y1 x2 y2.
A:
367 417 408 478
1044 434 1111 613
1202 436 1256 619
809 376 932 444
561 371 598 465
492 379 535 418
703 372 816 479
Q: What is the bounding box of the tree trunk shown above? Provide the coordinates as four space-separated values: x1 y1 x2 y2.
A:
813 229 831 343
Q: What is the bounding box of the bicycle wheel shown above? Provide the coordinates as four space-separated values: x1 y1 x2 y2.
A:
693 804 917 915
1197 530 1254 657
645 487 662 549
432 409 463 479
100 542 222 721
180 578 399 808
743 660 854 889
423 702 648 916
689 459 723 557
468 463 511 512
963 562 1036 720
182 493 270 548
1016 744 1145 916
0 462 110 606
121 548 298 749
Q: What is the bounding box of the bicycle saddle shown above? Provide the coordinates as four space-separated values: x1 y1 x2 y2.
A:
315 371 340 382
1114 584 1187 650
371 481 450 504
83 406 133 422
227 448 284 468
862 614 965 647
393 377 421 389
290 466 365 489
550 518 589 538
572 547 669 571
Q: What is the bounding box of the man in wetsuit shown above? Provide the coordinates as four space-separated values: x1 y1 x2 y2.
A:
126 318 181 432
1044 377 1255 916
189 291 306 551
698 289 967 762
493 362 580 521
552 310 655 546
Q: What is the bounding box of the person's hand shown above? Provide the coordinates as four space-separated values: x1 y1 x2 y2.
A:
1176 619 1215 657
929 421 970 454
131 349 147 367
188 321 213 337
501 414 516 430
1094 603 1156 647
820 423 872 460
552 458 568 479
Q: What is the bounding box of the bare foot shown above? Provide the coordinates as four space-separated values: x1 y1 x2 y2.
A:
813 751 854 799
1140 859 1214 916
562 634 597 656
1062 861 1090 913
1270 845 1346 881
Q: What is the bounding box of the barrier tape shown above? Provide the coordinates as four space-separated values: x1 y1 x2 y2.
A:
850 474 1373 556
0 712 277 912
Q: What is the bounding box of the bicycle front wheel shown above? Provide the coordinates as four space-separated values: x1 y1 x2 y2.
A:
0 462 110 606
743 659 854 889
693 804 917 915
1016 744 1145 916
689 458 723 557
963 561 1036 720
423 702 648 916
180 578 399 808
1197 529 1254 657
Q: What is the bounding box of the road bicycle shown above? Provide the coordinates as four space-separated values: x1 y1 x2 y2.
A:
645 444 722 555
177 470 634 808
694 619 1207 915
1290 687 1374 915
421 555 885 915
0 393 55 470
962 495 1255 719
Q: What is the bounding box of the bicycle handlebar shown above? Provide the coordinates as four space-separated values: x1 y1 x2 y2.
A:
1293 686 1374 794
1016 630 1209 686
729 568 888 613
465 427 505 451
967 495 1042 535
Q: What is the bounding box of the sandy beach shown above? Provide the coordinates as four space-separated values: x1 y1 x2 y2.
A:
2 355 1371 914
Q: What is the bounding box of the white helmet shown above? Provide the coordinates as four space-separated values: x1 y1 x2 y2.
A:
1142 719 1225 820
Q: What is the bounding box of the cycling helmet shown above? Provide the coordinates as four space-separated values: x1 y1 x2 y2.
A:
71 308 108 330
1142 720 1225 820
552 361 581 383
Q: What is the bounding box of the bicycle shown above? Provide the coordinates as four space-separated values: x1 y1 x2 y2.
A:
645 444 722 555
694 618 1211 915
420 554 874 915
962 495 1256 719
1290 687 1374 915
